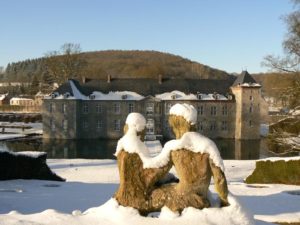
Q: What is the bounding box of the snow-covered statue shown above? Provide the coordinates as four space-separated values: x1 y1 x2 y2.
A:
151 103 229 213
114 113 172 215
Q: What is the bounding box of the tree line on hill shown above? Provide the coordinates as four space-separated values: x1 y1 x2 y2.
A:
1 45 231 96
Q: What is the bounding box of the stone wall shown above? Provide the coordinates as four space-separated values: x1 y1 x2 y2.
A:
231 86 261 139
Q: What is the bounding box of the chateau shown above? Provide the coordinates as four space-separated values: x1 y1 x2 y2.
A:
42 71 262 140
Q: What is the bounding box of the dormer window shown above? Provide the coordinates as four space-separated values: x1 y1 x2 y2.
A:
213 93 219 100
89 94 95 100
51 92 59 99
197 93 202 100
171 94 176 100
63 92 70 99
121 94 127 100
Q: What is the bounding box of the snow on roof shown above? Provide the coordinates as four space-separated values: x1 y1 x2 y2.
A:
91 91 144 101
69 80 88 100
156 91 197 100
155 91 229 101
10 97 34 101
200 93 228 100
125 113 146 132
169 103 197 125
240 83 261 87
0 93 8 101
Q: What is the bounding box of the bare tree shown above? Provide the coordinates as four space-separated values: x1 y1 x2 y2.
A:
262 0 300 108
43 43 87 84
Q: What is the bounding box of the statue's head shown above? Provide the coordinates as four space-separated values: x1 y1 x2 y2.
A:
123 112 146 141
168 103 197 139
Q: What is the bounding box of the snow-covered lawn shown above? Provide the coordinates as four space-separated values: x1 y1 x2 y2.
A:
0 122 42 140
0 158 299 225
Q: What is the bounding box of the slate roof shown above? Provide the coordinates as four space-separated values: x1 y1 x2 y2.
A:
54 76 237 97
232 71 257 86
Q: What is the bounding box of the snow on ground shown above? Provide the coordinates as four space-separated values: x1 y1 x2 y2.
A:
0 158 299 224
0 122 42 140
0 133 26 140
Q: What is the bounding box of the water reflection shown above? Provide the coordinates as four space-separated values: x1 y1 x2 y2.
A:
214 139 260 160
0 137 281 160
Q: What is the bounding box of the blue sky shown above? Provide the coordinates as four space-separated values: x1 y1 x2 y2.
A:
0 0 294 73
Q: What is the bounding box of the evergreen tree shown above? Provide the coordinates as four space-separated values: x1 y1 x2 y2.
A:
30 75 40 95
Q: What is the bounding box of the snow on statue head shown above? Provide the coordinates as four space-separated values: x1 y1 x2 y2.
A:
124 112 146 141
168 103 197 139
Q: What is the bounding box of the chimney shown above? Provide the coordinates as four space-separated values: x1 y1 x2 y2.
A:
107 74 111 83
82 76 86 84
158 74 162 84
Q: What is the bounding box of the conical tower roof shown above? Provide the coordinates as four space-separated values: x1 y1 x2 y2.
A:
232 71 257 86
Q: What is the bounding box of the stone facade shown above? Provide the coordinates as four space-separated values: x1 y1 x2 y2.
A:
42 71 262 140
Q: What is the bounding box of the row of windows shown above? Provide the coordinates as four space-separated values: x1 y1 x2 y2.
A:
51 103 234 116
50 119 121 132
50 118 254 134
49 103 135 114
165 104 230 116
198 121 229 131
199 105 228 116
50 102 235 117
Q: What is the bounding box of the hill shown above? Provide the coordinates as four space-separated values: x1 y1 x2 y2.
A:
253 72 299 98
2 50 231 82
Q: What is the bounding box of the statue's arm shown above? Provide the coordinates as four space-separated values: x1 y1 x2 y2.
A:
143 161 173 188
209 159 229 206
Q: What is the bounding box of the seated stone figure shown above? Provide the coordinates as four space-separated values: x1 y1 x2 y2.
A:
151 103 229 213
114 113 172 215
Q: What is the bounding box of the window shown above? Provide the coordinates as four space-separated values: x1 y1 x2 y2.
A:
146 103 154 115
96 104 102 113
96 120 103 129
113 103 120 114
221 121 228 131
250 96 253 101
82 120 88 129
249 120 253 127
198 121 204 131
62 119 68 131
222 105 228 115
197 106 204 115
165 103 172 115
210 121 217 131
83 103 89 114
62 103 67 114
49 103 54 113
50 119 55 131
210 106 217 116
249 106 253 113
114 119 121 131
128 103 134 113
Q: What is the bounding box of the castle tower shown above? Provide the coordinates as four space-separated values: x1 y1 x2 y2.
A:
231 71 261 139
